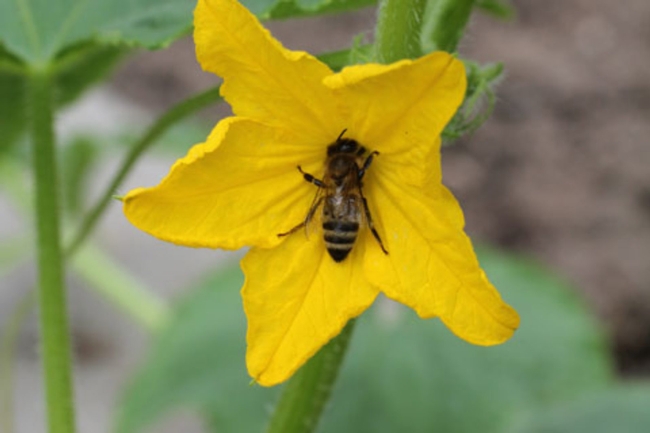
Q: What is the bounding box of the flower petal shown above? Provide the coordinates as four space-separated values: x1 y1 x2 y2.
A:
362 171 520 345
194 0 342 142
123 117 324 249
242 228 378 386
323 52 466 186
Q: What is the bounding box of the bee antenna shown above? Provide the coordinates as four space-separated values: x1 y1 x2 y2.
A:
337 128 348 141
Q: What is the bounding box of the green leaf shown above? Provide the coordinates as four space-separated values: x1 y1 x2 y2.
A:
0 43 125 152
317 47 356 72
476 0 515 20
506 384 650 433
116 247 613 432
115 264 280 433
317 43 373 71
0 0 193 64
0 0 377 65
0 47 25 151
321 246 613 433
443 60 504 142
54 43 127 104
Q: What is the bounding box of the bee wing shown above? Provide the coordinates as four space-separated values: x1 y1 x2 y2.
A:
303 187 325 239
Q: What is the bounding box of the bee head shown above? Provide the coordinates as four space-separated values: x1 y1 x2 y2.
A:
327 130 367 157
327 138 360 156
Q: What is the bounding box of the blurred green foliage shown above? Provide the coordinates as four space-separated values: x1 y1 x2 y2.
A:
1 1 646 432
0 0 506 153
114 246 631 433
506 384 650 433
0 0 378 152
0 0 193 63
476 0 515 20
249 0 377 19
0 44 125 152
443 60 503 141
60 136 99 217
115 265 279 433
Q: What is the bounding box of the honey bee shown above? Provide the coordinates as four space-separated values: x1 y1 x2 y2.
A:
279 130 389 262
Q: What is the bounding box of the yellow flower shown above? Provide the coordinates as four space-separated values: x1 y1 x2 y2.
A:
123 0 519 386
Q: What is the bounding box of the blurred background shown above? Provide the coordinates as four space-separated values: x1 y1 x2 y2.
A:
1 0 649 431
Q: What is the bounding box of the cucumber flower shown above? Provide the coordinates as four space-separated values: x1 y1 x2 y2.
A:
123 0 520 386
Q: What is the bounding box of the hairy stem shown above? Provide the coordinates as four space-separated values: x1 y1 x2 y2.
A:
266 320 356 433
265 4 432 432
375 0 427 63
28 67 76 433
425 0 476 53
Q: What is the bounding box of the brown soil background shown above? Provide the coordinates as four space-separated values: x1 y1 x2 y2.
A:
111 0 650 375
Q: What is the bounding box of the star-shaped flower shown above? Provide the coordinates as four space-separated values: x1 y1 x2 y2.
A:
123 0 520 386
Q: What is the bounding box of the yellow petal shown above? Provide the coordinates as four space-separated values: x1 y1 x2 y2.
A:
362 170 520 345
194 0 342 142
323 52 466 186
242 228 378 386
123 117 324 249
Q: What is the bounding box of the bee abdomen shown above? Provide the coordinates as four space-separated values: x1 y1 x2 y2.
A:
323 221 359 262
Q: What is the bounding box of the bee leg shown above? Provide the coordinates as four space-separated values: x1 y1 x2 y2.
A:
297 166 324 188
278 196 324 238
359 190 389 255
277 222 304 237
358 151 379 180
279 166 324 237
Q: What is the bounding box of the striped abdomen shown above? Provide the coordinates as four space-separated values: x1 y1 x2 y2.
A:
322 195 361 262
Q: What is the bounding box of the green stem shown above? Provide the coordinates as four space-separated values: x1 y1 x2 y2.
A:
266 320 356 433
1 151 168 332
375 0 427 63
266 6 431 432
425 0 475 53
28 68 76 433
70 243 169 331
65 85 222 257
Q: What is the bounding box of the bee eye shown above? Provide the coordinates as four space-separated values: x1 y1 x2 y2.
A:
341 141 357 153
330 138 358 155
